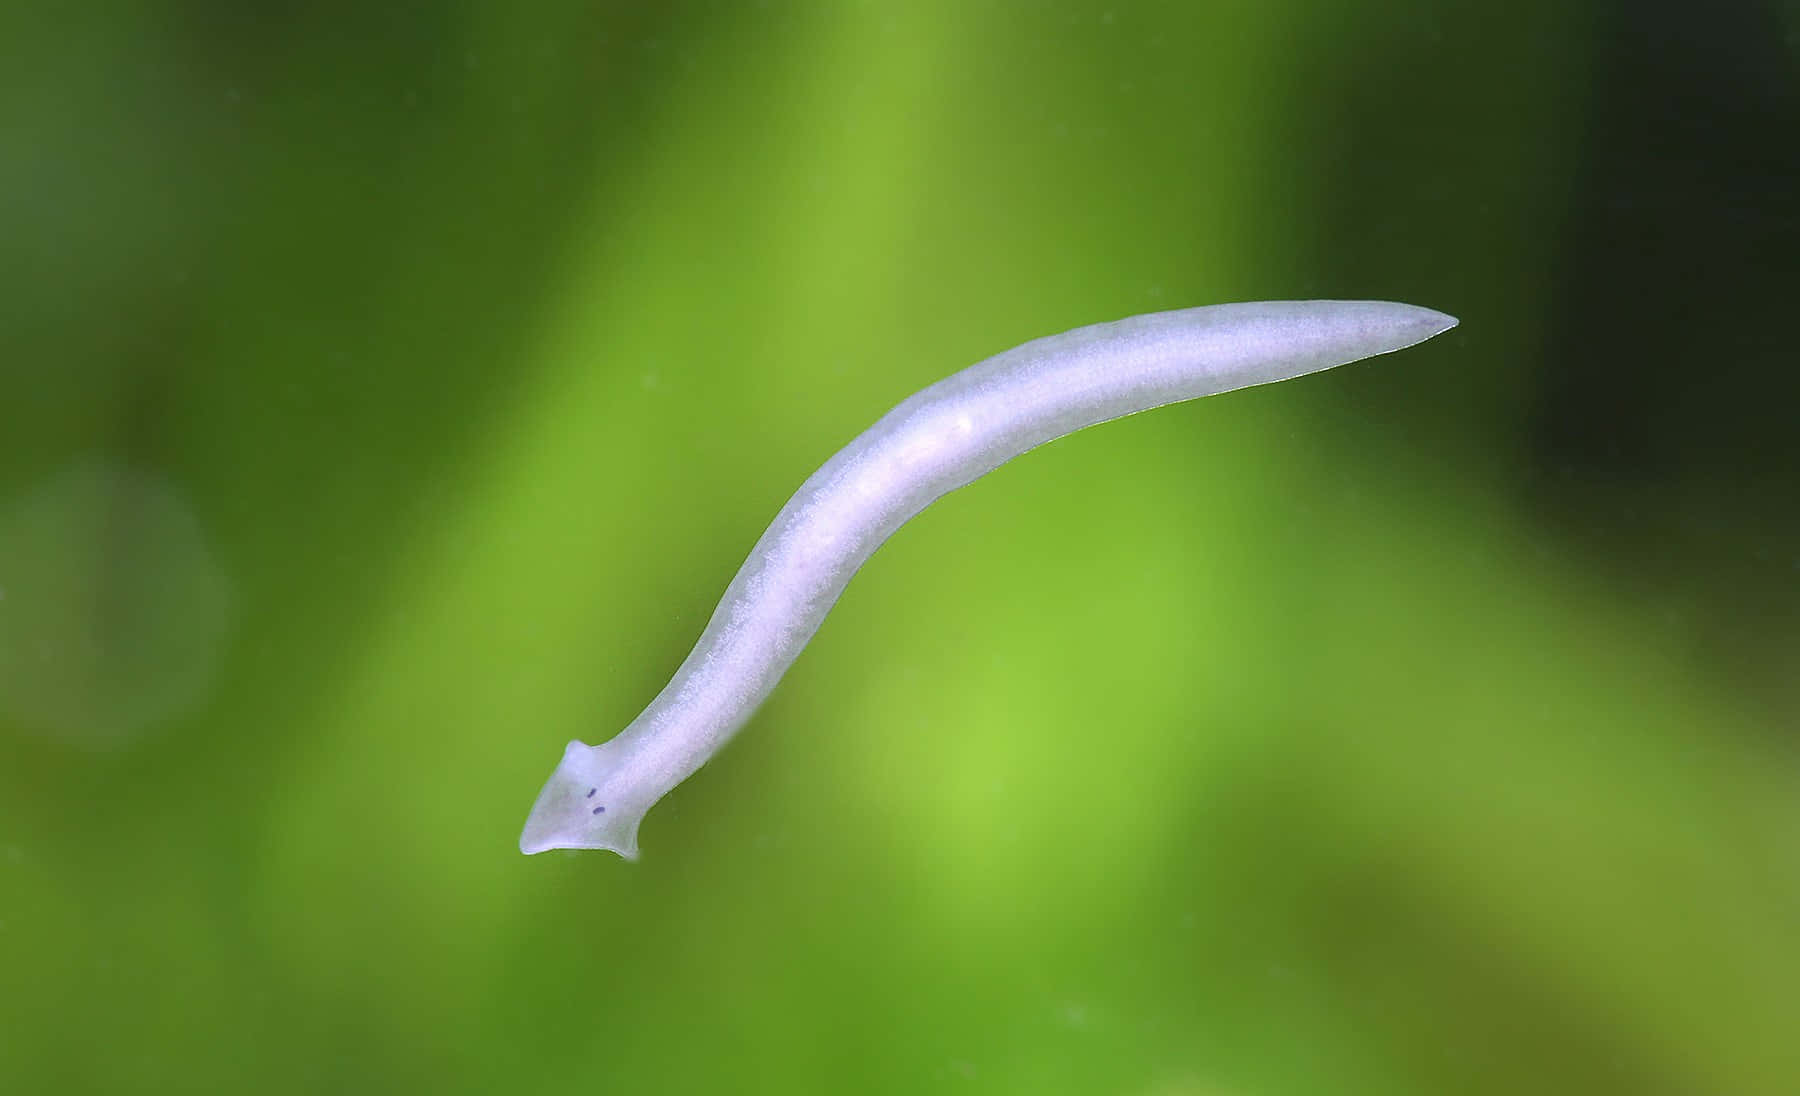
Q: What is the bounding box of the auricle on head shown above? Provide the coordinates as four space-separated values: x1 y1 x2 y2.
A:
519 739 647 859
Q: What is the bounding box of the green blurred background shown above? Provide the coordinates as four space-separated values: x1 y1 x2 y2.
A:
3 1 1797 1093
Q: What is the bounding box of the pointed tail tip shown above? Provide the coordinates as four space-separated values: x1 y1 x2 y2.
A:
1377 302 1459 351
1412 304 1459 337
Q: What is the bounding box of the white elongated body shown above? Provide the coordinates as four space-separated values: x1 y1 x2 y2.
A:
521 301 1457 857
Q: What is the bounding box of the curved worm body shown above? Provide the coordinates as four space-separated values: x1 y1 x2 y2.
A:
521 300 1457 857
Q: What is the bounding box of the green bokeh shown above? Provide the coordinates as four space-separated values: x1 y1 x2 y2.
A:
3 3 1795 1094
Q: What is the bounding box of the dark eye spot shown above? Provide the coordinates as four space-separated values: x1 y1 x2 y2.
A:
585 788 596 798
591 805 606 815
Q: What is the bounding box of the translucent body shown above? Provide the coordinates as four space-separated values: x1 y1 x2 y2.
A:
521 301 1458 857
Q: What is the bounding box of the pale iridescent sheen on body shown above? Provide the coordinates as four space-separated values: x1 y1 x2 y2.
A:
521 301 1458 858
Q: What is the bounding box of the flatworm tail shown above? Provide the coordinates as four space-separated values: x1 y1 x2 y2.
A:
520 301 1458 857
